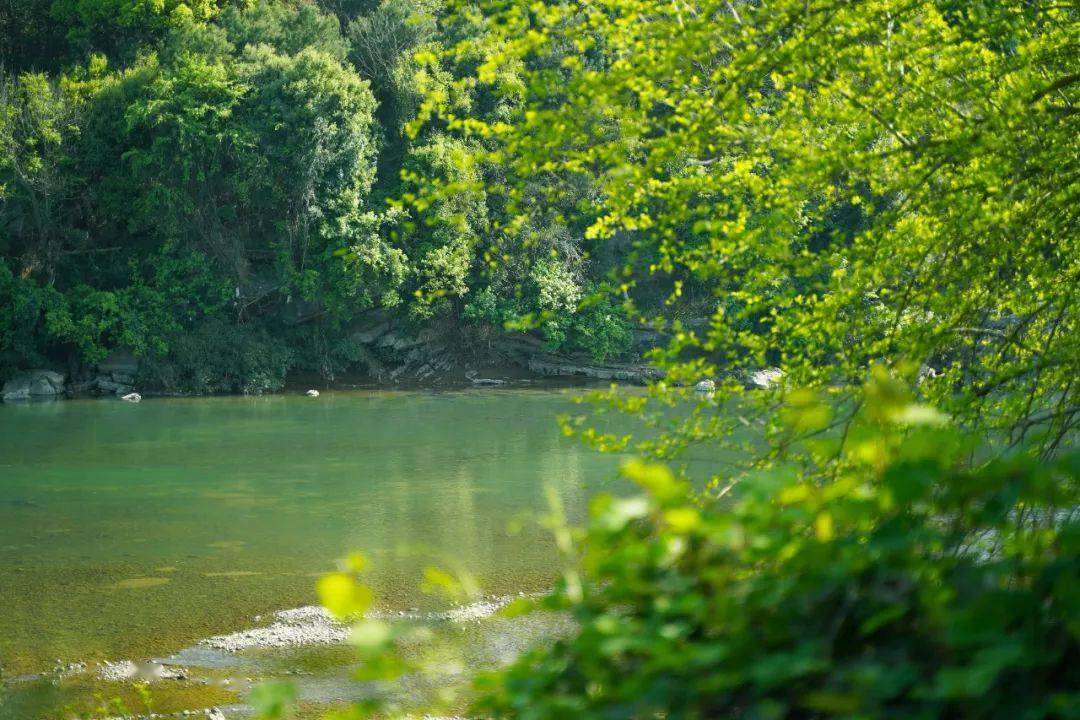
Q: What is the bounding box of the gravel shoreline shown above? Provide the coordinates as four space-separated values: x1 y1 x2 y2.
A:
202 596 518 652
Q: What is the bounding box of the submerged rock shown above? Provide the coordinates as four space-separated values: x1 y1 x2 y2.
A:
120 392 142 403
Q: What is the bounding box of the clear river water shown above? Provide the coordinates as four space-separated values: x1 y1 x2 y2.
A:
0 388 624 680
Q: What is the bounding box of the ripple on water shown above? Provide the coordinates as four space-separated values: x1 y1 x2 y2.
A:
204 571 263 578
113 577 172 589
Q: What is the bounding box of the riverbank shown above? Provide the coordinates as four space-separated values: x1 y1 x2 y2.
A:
1 318 666 405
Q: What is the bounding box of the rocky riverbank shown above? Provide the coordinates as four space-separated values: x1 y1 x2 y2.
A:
0 320 666 403
1 348 142 402
3 596 564 720
0 308 786 403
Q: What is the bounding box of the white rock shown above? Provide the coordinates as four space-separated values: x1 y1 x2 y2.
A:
97 659 139 681
749 367 784 389
306 389 320 397
120 392 142 403
694 379 715 393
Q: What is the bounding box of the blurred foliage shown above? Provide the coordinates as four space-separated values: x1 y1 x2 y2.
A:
266 378 1079 720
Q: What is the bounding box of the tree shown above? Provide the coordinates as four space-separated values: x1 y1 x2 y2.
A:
413 0 1079 465
118 2 401 320
49 0 219 62
0 71 82 282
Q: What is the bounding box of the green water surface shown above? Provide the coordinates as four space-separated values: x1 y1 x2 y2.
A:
0 389 619 675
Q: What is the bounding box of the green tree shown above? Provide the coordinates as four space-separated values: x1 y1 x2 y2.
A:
49 0 219 62
117 3 400 320
415 0 1078 463
0 71 82 282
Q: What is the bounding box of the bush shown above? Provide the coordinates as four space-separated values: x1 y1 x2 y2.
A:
474 431 1080 718
140 320 292 395
565 299 632 362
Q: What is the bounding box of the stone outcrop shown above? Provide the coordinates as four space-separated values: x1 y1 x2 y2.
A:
1 370 67 401
339 312 663 386
67 348 141 398
489 334 663 384
525 353 663 384
342 312 459 383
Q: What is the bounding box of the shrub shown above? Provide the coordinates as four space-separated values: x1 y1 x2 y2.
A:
565 299 632 362
140 320 292 395
474 432 1080 718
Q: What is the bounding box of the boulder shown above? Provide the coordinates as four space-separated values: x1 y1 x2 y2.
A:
96 348 139 378
2 370 66 402
306 389 320 397
120 392 142 403
97 378 133 395
748 367 784 389
694 379 716 394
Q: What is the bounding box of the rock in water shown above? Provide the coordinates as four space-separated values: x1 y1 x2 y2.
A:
694 379 716 394
748 367 784 389
306 389 320 397
2 370 66 402
120 392 142 403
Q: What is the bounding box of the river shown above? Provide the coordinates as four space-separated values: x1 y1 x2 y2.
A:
0 388 625 699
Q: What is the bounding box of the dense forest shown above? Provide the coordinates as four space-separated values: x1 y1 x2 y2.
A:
1 0 641 396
